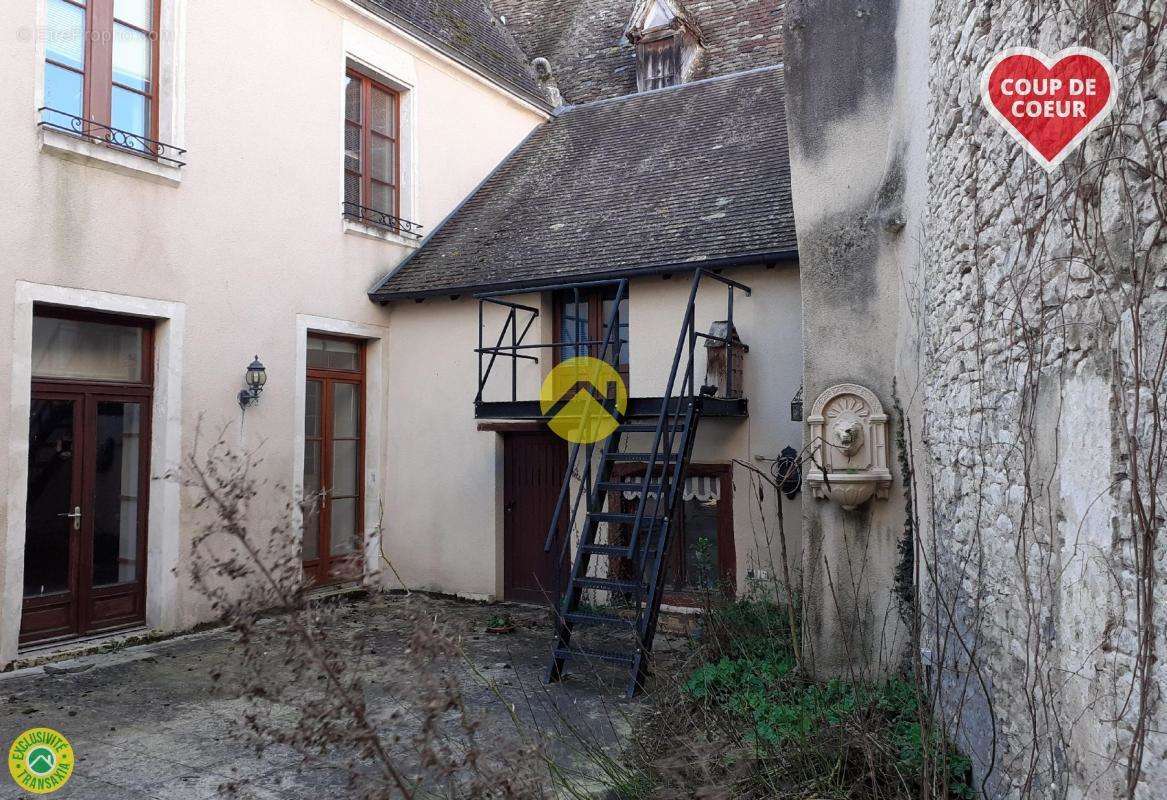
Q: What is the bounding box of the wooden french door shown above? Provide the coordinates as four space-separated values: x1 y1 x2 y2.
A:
503 431 569 605
302 335 366 586
553 287 630 387
21 310 153 645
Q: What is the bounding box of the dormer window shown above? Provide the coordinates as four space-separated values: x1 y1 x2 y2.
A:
639 34 682 91
626 0 703 93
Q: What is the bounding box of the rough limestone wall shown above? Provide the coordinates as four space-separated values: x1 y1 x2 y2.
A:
920 2 1166 798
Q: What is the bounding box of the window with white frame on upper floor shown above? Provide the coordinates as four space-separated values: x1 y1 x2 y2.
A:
343 69 421 239
41 0 181 164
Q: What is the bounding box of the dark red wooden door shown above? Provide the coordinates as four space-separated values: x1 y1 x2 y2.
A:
22 393 151 644
503 432 568 605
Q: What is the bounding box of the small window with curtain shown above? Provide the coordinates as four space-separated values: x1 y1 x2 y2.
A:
344 70 404 233
42 0 165 156
553 288 630 387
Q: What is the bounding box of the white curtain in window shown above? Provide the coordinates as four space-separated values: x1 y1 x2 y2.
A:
622 476 720 502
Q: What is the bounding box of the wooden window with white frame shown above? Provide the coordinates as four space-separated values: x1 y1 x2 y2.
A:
43 0 161 148
344 69 401 228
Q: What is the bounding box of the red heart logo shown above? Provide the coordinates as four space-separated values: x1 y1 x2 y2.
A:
980 47 1117 170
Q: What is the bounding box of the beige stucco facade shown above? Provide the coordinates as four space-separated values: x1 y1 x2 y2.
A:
0 0 805 675
0 0 547 665
380 264 805 603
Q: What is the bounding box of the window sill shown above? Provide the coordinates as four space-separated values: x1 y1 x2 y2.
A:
343 217 422 248
40 128 183 187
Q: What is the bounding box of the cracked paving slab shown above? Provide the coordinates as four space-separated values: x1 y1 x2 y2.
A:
0 594 682 799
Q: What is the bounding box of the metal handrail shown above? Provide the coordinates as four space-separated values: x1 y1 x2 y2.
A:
342 202 424 238
474 278 629 404
544 281 628 560
474 270 750 608
625 269 751 570
38 107 187 166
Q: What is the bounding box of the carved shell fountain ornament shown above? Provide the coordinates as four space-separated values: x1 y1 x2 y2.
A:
806 384 893 511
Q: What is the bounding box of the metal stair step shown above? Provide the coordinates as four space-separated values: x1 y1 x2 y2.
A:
554 646 637 665
595 481 664 494
564 611 635 627
578 543 633 557
574 576 642 592
605 452 680 463
590 512 665 526
617 422 686 433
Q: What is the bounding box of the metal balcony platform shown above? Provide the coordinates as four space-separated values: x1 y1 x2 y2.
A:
474 395 747 420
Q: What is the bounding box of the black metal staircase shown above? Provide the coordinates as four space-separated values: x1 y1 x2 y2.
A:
542 269 751 697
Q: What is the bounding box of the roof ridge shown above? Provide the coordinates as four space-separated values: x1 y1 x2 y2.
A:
350 0 553 112
553 64 784 116
370 57 795 302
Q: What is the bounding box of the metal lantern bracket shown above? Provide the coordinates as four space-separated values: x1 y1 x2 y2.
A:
238 356 268 409
790 384 804 422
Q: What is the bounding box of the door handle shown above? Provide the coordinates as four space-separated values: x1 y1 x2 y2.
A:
321 487 329 510
58 506 81 530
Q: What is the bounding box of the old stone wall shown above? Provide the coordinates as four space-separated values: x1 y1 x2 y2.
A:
919 2 1166 798
788 0 1165 794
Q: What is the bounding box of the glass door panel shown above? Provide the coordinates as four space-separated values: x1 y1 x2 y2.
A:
328 382 361 560
91 401 142 588
24 398 80 599
302 380 323 563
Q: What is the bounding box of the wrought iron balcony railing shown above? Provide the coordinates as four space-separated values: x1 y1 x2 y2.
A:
342 202 424 239
38 108 187 167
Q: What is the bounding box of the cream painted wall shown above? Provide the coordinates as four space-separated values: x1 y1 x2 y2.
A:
627 266 805 597
0 0 545 663
379 266 803 602
380 293 545 600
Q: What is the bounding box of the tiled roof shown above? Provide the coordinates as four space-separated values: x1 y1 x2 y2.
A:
370 66 795 300
353 0 550 108
490 0 785 104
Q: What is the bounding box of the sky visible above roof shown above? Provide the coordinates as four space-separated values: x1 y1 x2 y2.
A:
371 66 795 301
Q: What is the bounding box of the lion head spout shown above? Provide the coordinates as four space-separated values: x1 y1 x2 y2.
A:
832 417 865 458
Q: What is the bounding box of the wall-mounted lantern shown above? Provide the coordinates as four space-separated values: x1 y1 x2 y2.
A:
238 356 268 409
703 320 747 399
790 384 804 422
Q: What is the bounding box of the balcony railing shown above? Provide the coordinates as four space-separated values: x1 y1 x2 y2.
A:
474 272 751 419
342 202 424 239
38 108 187 167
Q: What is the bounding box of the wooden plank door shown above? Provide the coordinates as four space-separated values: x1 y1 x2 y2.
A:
503 432 568 605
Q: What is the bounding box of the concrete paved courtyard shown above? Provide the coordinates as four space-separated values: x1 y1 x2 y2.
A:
0 594 665 799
